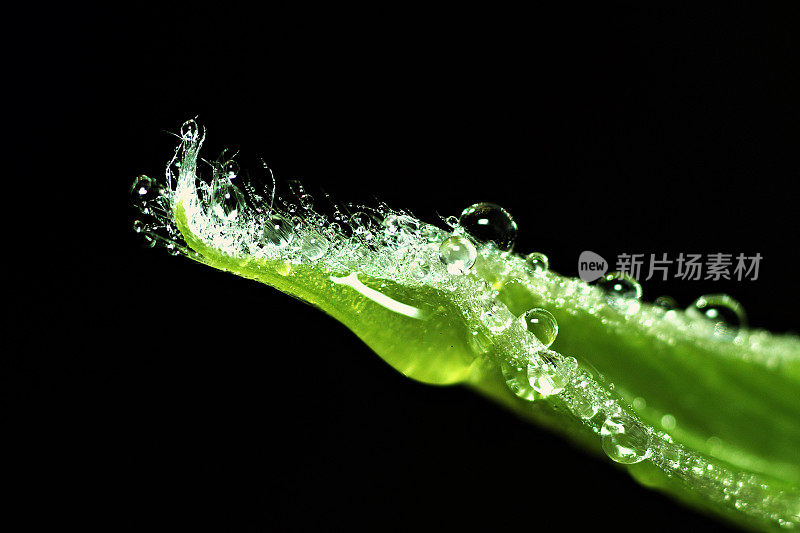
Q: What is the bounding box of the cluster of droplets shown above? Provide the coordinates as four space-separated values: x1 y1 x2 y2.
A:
593 271 747 341
129 122 799 529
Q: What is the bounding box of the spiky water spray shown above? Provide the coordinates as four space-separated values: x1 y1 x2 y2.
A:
132 120 800 531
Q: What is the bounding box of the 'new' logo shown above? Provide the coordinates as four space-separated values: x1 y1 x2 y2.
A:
578 250 608 282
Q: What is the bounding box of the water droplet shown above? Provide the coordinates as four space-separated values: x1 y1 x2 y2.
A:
180 119 199 142
501 362 538 401
686 294 747 339
223 160 239 180
130 175 161 211
525 252 549 273
210 180 245 221
518 308 558 347
600 414 651 464
458 202 517 251
527 351 572 397
263 214 295 247
597 271 642 300
300 233 329 260
654 295 678 310
439 236 477 275
132 219 146 233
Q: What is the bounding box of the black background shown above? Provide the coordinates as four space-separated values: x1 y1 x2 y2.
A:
6 3 799 531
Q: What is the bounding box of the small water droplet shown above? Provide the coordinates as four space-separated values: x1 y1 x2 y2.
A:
263 214 295 247
525 252 549 273
300 233 329 260
686 294 747 339
210 180 245 221
518 308 558 347
439 236 477 275
223 160 239 180
130 175 161 211
600 413 651 464
180 119 199 142
654 295 678 310
458 202 518 251
132 219 146 233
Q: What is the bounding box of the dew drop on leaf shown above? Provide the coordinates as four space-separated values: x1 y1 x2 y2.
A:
518 308 558 348
458 202 518 251
525 252 549 273
597 271 642 300
686 294 747 340
601 413 652 464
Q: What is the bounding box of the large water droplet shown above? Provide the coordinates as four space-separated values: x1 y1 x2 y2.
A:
518 308 558 347
525 252 549 273
686 294 747 339
210 180 245 221
300 233 329 260
597 271 642 300
600 413 651 464
264 214 295 247
597 271 642 313
458 202 518 251
180 119 199 142
527 352 572 397
439 236 477 275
